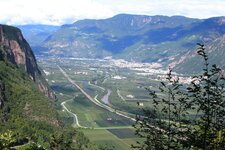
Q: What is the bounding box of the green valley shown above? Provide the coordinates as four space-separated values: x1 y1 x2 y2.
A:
1 3 225 149
37 57 191 149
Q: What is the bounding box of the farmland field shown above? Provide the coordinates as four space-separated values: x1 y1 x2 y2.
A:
65 96 133 128
107 128 138 139
37 57 190 149
80 128 141 150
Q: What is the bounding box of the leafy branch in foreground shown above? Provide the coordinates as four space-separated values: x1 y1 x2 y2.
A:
133 68 191 150
133 44 225 150
187 43 225 150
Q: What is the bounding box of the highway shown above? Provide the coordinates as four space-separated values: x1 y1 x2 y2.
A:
58 65 136 122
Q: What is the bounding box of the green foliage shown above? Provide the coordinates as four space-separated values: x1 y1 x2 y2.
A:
134 44 225 150
187 44 225 149
49 132 73 150
0 61 59 146
0 25 101 149
0 130 16 149
0 60 97 149
17 143 45 150
133 68 190 150
0 129 95 150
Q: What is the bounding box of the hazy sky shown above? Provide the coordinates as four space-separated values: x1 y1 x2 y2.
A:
0 0 225 25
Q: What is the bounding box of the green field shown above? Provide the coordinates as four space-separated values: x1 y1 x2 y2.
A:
37 57 172 149
107 128 138 139
65 95 133 128
80 128 141 150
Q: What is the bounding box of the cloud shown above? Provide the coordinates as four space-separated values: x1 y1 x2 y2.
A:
105 0 225 18
0 0 225 25
0 0 114 25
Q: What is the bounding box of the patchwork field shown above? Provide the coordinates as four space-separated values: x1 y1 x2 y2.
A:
65 96 133 128
37 57 188 149
80 128 141 150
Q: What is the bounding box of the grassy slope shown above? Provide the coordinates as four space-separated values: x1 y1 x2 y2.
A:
0 61 60 147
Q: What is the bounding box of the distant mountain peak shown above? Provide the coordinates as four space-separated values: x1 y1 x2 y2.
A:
18 14 225 74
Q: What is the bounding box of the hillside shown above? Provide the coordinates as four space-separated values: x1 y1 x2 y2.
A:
17 25 60 57
22 14 225 74
17 24 59 46
0 25 55 99
40 14 200 61
0 24 60 147
171 17 225 73
0 25 94 149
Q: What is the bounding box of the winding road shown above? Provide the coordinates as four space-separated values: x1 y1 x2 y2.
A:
58 65 170 138
61 99 135 129
61 99 88 128
58 65 136 122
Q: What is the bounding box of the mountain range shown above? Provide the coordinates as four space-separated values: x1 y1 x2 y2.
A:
19 14 225 73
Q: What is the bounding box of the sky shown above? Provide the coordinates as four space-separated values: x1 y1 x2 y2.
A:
0 0 225 25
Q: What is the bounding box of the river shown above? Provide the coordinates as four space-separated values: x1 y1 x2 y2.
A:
101 89 111 105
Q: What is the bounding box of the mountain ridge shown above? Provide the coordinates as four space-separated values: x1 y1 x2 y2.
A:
18 14 225 74
40 14 201 60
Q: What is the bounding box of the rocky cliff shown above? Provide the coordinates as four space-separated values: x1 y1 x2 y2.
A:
0 25 55 99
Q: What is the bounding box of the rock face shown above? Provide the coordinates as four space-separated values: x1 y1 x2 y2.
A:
0 25 55 99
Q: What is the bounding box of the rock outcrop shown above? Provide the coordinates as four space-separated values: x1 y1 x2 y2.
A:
0 25 55 100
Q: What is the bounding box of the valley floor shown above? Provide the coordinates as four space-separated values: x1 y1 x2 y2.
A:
38 57 190 149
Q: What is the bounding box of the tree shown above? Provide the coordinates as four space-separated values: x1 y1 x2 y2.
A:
133 44 225 150
49 132 74 150
187 44 225 149
0 130 16 149
133 68 190 150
